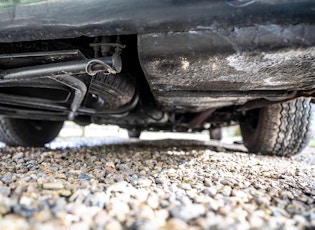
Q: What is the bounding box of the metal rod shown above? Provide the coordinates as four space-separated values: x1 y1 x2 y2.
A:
0 93 69 111
188 108 216 129
1 55 121 79
0 105 68 121
49 75 87 120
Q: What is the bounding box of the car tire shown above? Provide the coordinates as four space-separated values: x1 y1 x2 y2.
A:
0 117 64 146
88 72 135 110
240 98 314 156
209 128 222 140
127 129 141 138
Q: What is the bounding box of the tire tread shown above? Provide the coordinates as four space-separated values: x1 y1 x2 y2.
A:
241 98 314 156
0 117 63 146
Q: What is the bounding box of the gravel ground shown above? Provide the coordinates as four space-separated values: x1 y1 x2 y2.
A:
0 138 314 230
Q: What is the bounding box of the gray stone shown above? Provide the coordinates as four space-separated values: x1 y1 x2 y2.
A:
2 173 13 184
0 186 11 197
78 174 92 180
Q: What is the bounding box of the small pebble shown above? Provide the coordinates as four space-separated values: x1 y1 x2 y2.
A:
42 183 64 190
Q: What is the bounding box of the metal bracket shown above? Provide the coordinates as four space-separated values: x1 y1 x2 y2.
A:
48 75 87 120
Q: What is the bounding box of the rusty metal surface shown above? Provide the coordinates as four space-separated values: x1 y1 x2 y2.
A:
138 25 315 111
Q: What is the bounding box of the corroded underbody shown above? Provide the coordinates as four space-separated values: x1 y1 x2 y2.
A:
138 25 315 111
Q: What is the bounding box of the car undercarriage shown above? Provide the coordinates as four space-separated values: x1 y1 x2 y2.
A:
0 0 314 156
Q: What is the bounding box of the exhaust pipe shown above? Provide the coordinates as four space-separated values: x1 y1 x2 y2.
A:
1 53 122 80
